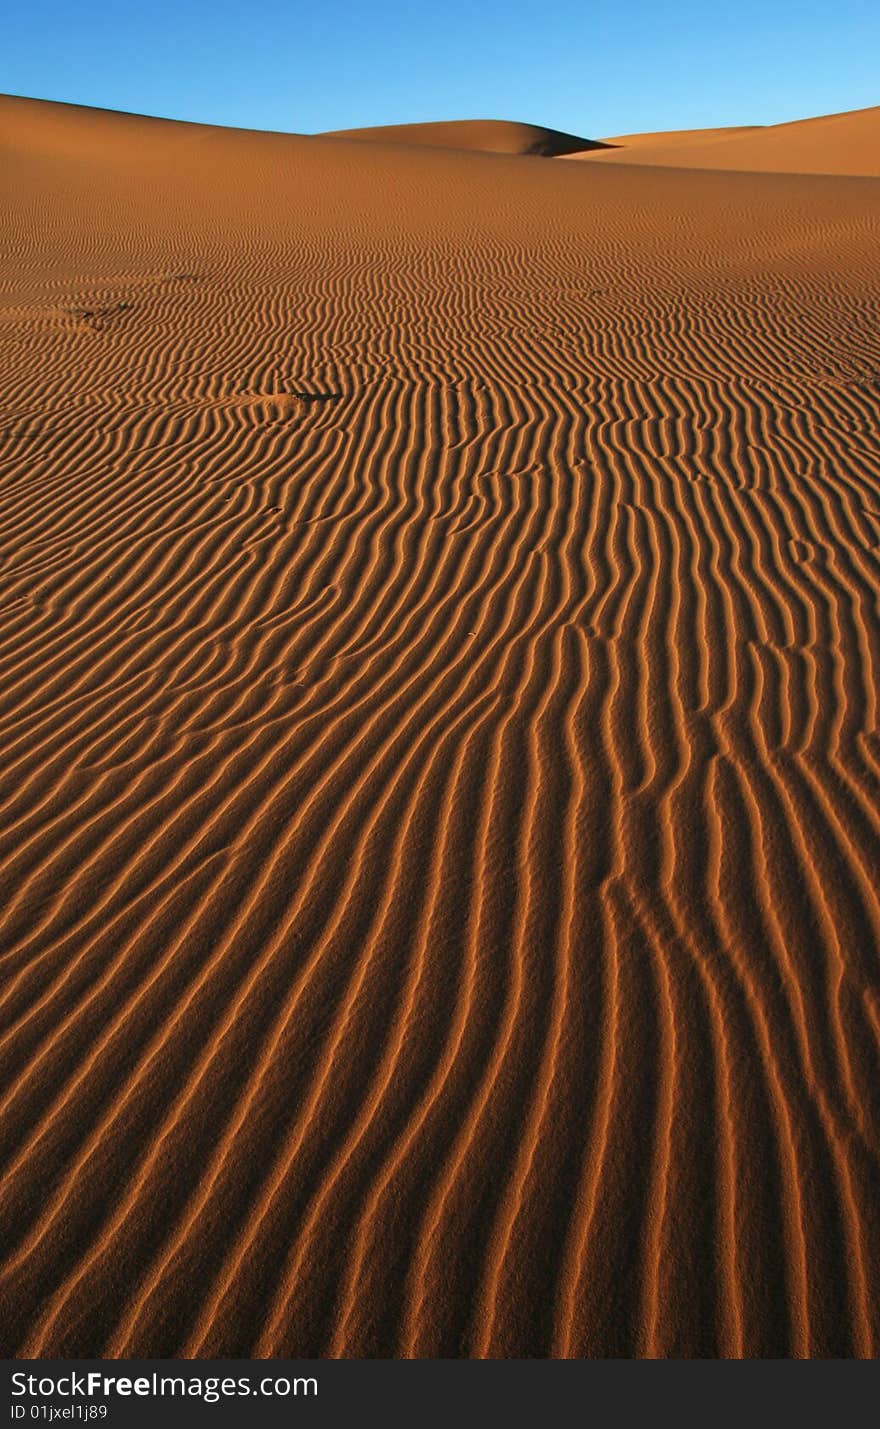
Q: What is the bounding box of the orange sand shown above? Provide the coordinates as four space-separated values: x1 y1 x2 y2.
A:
1 94 879 1358
574 104 880 175
320 118 607 156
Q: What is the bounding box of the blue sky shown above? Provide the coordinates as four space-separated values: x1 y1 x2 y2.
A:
2 0 877 138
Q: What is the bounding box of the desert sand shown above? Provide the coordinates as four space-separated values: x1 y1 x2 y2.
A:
0 93 879 1358
320 118 608 156
574 104 880 176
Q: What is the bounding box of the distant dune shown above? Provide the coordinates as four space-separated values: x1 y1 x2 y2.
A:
319 118 607 156
571 103 880 175
598 124 762 148
1 92 879 1360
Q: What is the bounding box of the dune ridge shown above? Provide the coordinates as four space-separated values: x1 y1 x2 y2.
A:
317 118 606 156
0 94 879 1357
574 103 880 176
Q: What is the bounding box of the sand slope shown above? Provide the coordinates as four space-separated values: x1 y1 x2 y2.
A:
575 104 880 176
598 125 761 148
320 118 605 156
1 94 879 1359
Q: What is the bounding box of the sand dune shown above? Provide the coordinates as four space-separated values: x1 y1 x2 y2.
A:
575 104 880 176
599 125 762 148
319 118 606 156
1 92 879 1359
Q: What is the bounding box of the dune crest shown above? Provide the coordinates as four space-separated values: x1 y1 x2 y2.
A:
0 93 879 1359
319 118 607 156
572 103 880 175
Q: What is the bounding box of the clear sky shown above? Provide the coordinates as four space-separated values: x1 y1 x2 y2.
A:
2 0 877 138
